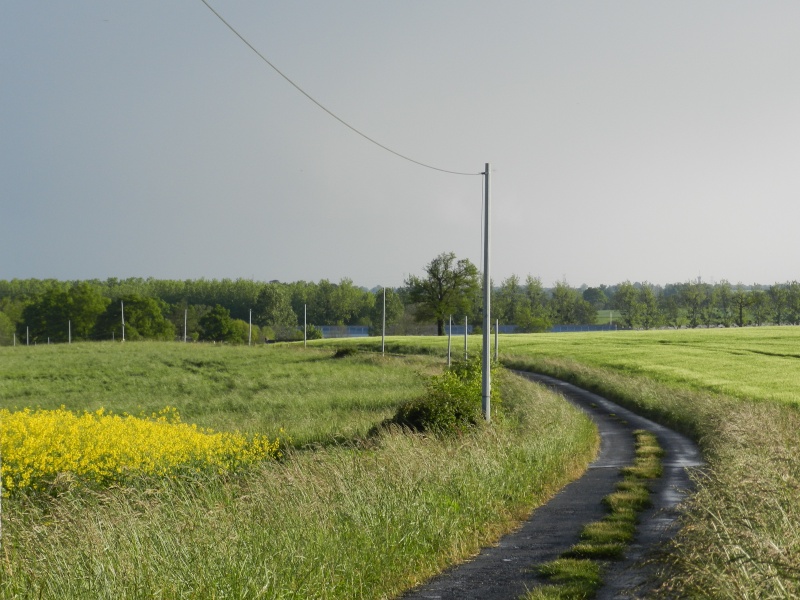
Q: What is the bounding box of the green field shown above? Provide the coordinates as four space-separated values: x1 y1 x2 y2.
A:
4 329 800 598
0 342 437 446
0 342 597 599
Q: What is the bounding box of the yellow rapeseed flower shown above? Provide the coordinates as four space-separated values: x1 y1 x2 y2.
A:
0 407 288 495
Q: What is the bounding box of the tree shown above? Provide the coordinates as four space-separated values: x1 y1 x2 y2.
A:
368 288 404 335
679 281 711 328
787 282 800 325
549 281 596 325
639 284 662 330
254 283 297 330
731 284 750 327
20 283 109 342
199 305 236 342
95 294 175 341
405 252 480 336
713 281 734 327
750 287 769 326
613 281 643 329
768 284 789 325
583 287 609 310
0 311 14 346
496 275 526 325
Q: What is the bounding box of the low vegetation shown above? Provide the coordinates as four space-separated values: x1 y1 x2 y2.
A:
386 356 501 434
0 342 597 599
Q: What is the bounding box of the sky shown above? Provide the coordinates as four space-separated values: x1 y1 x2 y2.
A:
3 1 800 289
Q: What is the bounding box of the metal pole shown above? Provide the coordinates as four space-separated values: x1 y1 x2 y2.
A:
382 287 386 356
26 326 29 346
304 304 307 348
447 315 452 367
68 320 71 344
121 301 125 342
184 309 188 343
249 309 252 346
494 318 498 362
481 163 491 422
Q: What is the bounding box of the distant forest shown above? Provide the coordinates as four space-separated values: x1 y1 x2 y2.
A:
0 275 798 346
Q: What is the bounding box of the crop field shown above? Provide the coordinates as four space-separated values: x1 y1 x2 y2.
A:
341 326 800 405
0 342 597 599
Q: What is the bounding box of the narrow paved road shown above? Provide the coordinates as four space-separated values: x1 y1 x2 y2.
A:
401 372 702 600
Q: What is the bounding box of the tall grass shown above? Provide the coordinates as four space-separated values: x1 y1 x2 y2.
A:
0 370 597 599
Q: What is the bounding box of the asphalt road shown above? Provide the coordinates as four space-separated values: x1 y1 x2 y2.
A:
401 372 703 600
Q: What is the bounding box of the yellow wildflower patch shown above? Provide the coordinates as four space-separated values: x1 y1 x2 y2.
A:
0 406 287 494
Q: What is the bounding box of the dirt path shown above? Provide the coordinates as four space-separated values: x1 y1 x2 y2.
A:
401 372 702 600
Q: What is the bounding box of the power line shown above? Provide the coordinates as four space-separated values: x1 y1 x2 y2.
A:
199 0 481 177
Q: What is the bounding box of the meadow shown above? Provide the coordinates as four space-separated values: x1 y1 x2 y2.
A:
0 342 597 599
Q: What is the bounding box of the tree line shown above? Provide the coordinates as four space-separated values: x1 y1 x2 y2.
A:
1 254 798 345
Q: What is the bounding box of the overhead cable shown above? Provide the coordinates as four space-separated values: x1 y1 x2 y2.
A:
199 0 481 177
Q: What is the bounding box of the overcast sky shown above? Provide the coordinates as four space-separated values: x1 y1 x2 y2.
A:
3 1 799 289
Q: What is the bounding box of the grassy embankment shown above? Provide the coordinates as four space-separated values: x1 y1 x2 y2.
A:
0 342 597 599
340 327 800 597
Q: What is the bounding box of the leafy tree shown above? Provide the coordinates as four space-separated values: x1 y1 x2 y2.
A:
679 281 711 328
659 294 683 328
405 252 480 336
713 281 734 327
95 294 175 341
787 282 800 325
228 318 260 345
0 312 15 346
199 305 236 342
613 281 643 329
368 288 404 335
495 275 526 324
583 287 609 309
768 284 789 325
254 283 297 330
166 303 212 341
549 281 596 325
20 283 109 342
749 287 769 326
69 282 111 339
731 284 751 327
639 284 662 330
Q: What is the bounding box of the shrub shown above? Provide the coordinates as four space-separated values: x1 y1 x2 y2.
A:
390 357 501 435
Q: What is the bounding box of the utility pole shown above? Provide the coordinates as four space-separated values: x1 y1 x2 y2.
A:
381 287 386 356
481 163 491 422
494 319 498 362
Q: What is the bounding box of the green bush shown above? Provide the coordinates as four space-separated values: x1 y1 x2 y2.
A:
390 357 501 435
